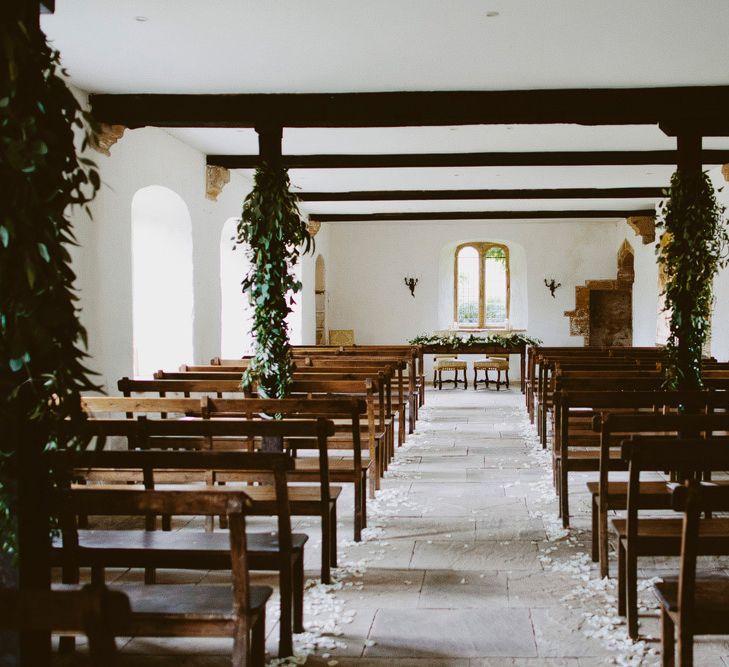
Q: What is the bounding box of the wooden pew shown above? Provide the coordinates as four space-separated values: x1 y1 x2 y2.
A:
658 481 729 666
588 403 729 576
118 376 388 494
554 380 729 526
82 395 371 540
615 436 729 639
179 358 410 449
54 484 270 666
0 585 131 666
64 417 338 588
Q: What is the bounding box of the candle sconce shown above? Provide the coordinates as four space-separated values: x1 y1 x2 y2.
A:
404 277 419 297
544 277 562 298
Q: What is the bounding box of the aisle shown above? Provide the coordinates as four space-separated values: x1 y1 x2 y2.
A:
291 387 613 666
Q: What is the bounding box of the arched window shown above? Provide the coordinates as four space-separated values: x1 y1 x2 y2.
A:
454 242 510 328
220 217 254 358
131 186 194 376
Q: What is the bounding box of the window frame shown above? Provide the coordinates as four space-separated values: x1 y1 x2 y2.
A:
453 242 510 329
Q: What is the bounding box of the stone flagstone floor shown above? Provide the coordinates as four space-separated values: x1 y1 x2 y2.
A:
62 388 729 666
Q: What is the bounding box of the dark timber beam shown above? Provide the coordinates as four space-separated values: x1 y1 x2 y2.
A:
89 87 729 129
309 209 655 222
298 187 665 202
207 151 729 170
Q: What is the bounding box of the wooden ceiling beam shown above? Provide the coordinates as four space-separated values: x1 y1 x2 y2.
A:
208 150 729 170
309 209 656 222
90 87 729 129
297 187 664 202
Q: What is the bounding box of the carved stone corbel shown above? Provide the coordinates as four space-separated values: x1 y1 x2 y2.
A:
307 220 321 237
722 164 729 182
626 215 656 245
90 123 126 156
205 165 230 201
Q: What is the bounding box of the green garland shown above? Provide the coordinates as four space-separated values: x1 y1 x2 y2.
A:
0 12 99 558
657 170 728 390
235 162 314 398
408 333 542 349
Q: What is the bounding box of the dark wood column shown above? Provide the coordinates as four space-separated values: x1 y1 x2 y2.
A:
256 124 283 166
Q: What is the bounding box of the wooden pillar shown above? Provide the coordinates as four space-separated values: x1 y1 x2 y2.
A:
255 124 283 166
255 124 286 451
674 130 703 395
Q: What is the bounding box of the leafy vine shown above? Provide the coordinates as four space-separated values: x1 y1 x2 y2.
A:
657 170 728 389
0 11 100 558
408 333 542 349
235 162 314 397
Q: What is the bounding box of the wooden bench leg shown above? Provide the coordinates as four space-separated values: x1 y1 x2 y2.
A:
591 494 599 562
232 618 252 667
293 551 305 633
560 463 570 528
599 501 611 579
438 370 442 390
618 539 626 616
321 507 332 584
252 609 266 667
361 470 368 530
627 546 639 639
278 562 294 658
496 370 501 391
330 502 338 569
354 473 363 541
661 606 676 667
505 369 510 389
432 370 437 388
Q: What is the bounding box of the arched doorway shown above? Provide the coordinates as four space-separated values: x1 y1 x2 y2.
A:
315 255 327 344
131 186 194 376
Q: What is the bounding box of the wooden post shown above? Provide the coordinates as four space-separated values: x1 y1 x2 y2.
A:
255 123 285 452
675 131 703 394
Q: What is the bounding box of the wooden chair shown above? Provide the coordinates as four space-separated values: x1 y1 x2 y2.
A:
657 481 729 666
0 585 131 666
433 356 467 390
55 485 270 666
614 437 729 639
473 355 509 391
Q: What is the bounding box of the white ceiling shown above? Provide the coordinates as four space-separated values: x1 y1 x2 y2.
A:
43 1 729 94
42 1 729 223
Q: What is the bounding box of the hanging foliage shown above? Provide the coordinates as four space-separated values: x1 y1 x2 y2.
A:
0 10 100 558
408 333 542 348
657 170 728 389
235 162 314 398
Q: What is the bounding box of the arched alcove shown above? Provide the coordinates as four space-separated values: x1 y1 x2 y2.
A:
220 217 254 358
131 185 194 376
315 254 327 344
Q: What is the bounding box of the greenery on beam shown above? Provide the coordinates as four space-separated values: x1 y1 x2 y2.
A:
657 170 728 390
235 163 314 398
408 333 542 349
0 12 100 557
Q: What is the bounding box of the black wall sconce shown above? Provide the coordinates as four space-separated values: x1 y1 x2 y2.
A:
404 277 419 297
544 277 562 298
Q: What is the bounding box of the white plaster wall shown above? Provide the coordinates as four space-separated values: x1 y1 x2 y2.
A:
69 119 251 391
299 225 331 345
325 220 642 376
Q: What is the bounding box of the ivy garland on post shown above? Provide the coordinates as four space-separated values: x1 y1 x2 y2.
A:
0 9 99 567
235 162 314 398
657 170 728 389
